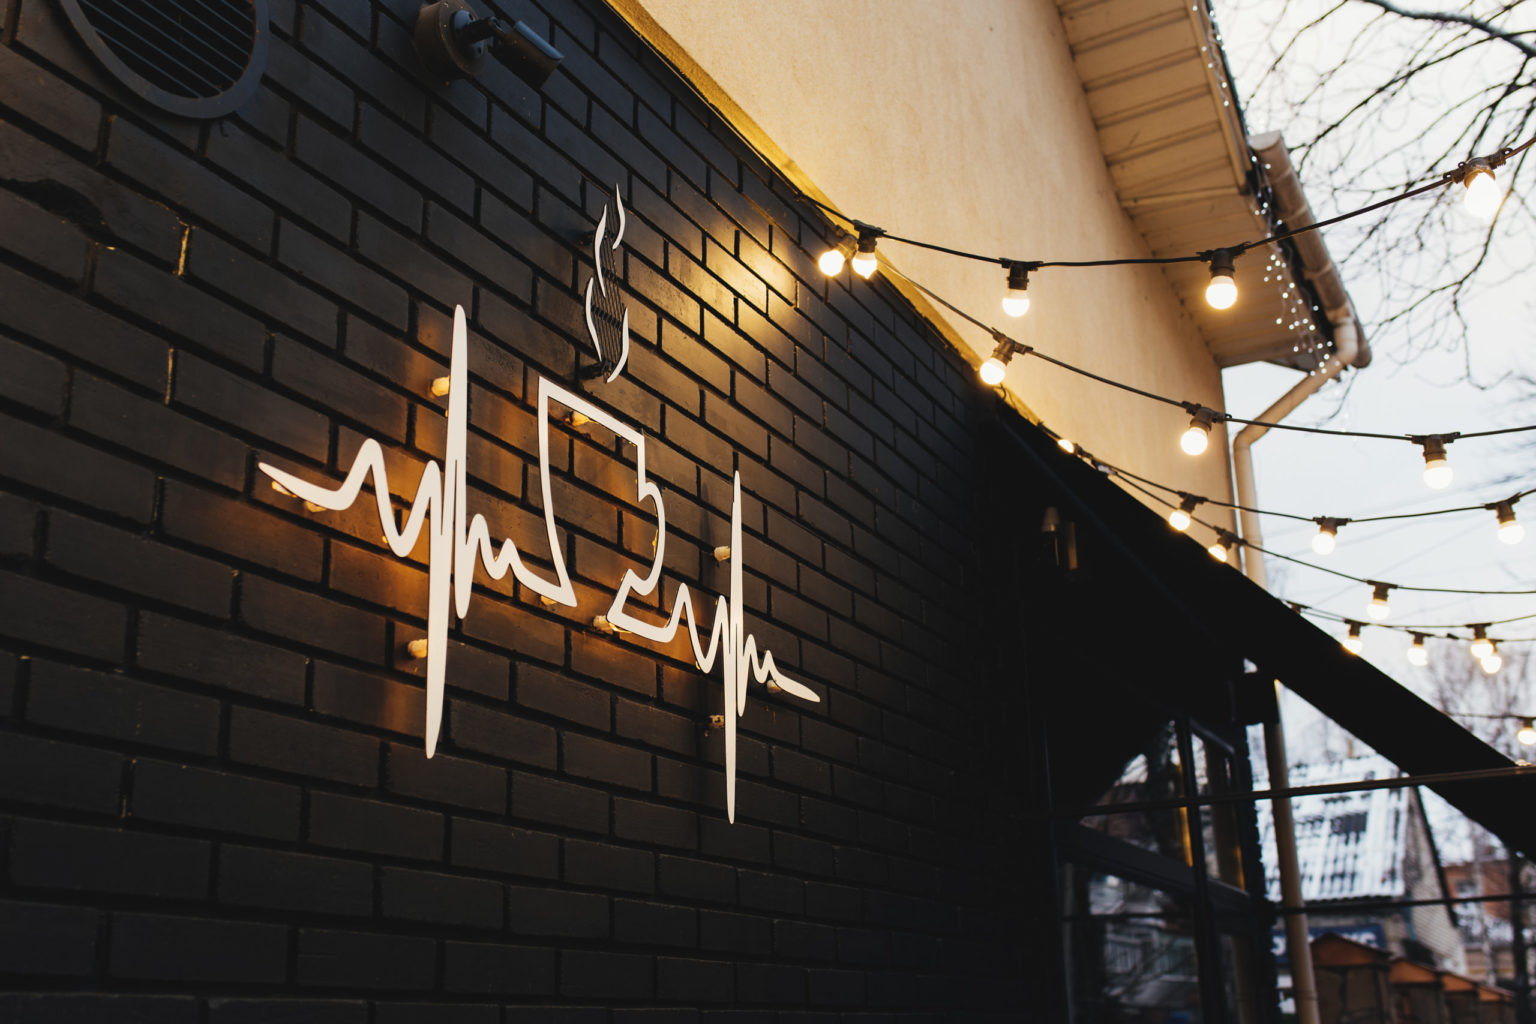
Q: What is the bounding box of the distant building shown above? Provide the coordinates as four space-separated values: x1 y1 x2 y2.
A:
1258 755 1467 992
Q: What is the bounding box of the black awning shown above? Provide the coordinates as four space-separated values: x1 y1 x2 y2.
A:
996 408 1536 857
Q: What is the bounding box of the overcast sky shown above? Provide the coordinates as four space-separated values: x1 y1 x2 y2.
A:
1211 0 1536 770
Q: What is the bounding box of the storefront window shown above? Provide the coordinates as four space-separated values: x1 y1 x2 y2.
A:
1066 869 1204 1022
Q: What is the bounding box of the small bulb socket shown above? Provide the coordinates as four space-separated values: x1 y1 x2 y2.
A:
1497 500 1518 528
1208 248 1236 279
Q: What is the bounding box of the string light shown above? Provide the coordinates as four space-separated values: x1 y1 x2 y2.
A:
1495 499 1525 545
1406 632 1429 666
1205 248 1237 309
979 334 1029 387
1168 495 1201 532
1458 160 1502 218
1181 408 1217 456
1208 530 1235 562
1519 720 1536 746
850 227 881 279
1342 621 1364 655
817 230 855 275
1002 262 1031 317
1057 438 1077 454
1481 642 1502 675
1417 435 1455 490
1312 517 1345 555
1470 625 1494 661
1367 582 1392 621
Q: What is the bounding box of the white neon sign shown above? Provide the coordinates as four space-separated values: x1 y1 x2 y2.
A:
259 304 817 822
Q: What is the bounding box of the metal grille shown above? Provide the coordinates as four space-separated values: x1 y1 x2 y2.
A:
76 0 255 99
590 240 625 369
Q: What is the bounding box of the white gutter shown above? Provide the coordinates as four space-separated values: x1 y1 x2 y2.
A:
1234 133 1372 1024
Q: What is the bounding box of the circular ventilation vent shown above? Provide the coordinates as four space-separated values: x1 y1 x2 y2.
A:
57 0 269 119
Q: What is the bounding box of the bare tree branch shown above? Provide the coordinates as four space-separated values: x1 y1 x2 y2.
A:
1350 0 1536 58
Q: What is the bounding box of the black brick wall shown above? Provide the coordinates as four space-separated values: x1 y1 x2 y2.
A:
0 0 1049 1018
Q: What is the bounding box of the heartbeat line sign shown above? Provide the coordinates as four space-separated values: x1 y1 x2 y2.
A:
260 305 819 823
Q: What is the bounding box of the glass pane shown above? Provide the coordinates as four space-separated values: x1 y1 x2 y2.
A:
1066 868 1204 1023
1219 932 1262 1024
1083 722 1193 867
1193 734 1246 888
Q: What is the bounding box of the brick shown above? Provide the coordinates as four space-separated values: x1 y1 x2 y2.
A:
615 898 697 947
505 884 609 939
0 569 126 661
0 187 88 282
309 790 444 861
220 845 373 917
230 705 379 786
0 45 101 150
45 510 234 616
563 732 651 790
206 121 352 242
299 8 425 129
132 759 301 840
450 817 559 879
561 950 653 1000
658 957 735 1003
295 116 422 230
111 912 287 983
449 700 556 768
0 993 198 1023
566 837 653 894
444 940 555 995
242 574 385 663
280 220 408 329
266 36 355 130
107 118 272 250
377 1006 501 1024
358 213 473 310
657 855 735 904
174 354 329 460
0 120 183 262
137 611 308 704
209 1000 368 1024
386 742 507 814
314 661 424 737
614 798 697 850
517 665 610 731
92 245 267 370
735 962 807 1004
698 910 772 956
272 334 409 439
0 262 166 390
423 202 533 305
0 493 36 557
11 818 209 899
189 230 338 346
511 771 608 834
488 107 582 206
0 413 154 522
381 866 502 928
28 660 220 754
0 333 67 416
69 373 246 490
0 898 98 976
297 929 437 990
359 105 473 214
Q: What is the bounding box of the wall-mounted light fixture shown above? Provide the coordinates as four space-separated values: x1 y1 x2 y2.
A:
413 1 563 88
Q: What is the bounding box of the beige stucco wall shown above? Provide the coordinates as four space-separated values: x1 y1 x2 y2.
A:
623 0 1237 516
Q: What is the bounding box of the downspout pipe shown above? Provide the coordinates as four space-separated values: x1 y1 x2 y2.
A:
1235 133 1372 1024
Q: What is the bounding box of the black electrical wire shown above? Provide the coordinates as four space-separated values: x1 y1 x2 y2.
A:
1112 475 1536 597
886 266 1536 445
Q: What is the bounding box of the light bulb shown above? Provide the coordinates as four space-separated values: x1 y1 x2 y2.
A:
1057 438 1076 454
818 248 846 275
1496 501 1524 545
1169 496 1199 533
1342 622 1364 655
1481 651 1502 675
1312 518 1340 555
1207 532 1233 562
850 250 877 278
1470 626 1494 660
1205 248 1238 309
1181 418 1211 456
1208 540 1228 562
979 357 1007 387
1420 436 1452 489
1518 720 1536 747
1002 262 1031 317
1205 274 1237 310
1406 634 1428 667
1368 582 1391 621
1463 166 1501 219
